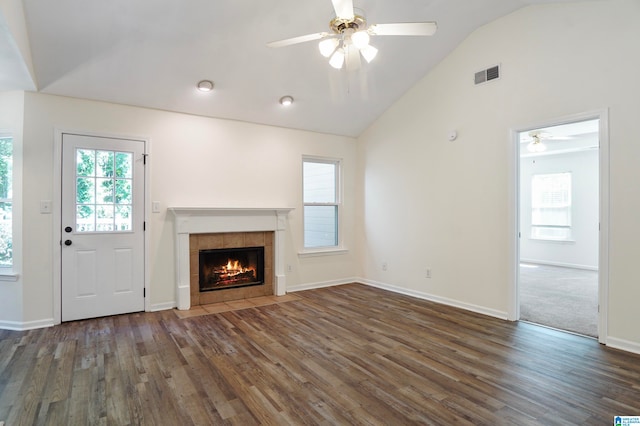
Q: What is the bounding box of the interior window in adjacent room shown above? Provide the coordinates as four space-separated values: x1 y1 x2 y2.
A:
531 172 572 241
303 157 340 249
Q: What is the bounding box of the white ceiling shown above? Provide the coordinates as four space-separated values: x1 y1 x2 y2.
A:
3 0 580 137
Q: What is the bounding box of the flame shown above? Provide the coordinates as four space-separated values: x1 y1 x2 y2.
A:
203 255 258 288
222 259 251 275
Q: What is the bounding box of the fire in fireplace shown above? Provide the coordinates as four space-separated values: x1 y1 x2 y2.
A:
199 246 265 292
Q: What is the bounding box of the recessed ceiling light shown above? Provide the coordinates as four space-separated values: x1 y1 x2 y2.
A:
279 96 294 106
197 80 214 92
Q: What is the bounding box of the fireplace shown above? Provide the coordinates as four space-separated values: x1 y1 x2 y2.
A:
199 246 264 292
189 231 274 306
169 207 293 310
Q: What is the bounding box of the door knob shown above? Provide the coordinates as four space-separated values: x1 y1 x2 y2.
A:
65 226 72 233
64 240 72 246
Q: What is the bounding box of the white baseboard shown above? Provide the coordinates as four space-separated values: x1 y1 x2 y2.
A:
359 278 509 320
149 301 176 312
288 277 508 321
519 258 598 271
0 318 55 331
287 277 360 293
606 337 640 355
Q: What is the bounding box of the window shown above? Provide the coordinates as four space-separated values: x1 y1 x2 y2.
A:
75 149 133 232
303 158 340 249
531 172 572 241
0 135 12 267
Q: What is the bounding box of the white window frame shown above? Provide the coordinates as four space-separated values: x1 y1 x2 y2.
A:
0 132 18 281
530 172 573 241
300 156 346 256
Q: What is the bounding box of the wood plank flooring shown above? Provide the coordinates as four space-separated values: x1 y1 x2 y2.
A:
1 283 640 425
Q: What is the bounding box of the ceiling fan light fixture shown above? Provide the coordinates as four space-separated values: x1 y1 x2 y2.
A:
329 48 346 69
319 38 339 57
279 95 294 106
527 139 547 153
360 44 378 63
197 80 214 92
351 30 370 49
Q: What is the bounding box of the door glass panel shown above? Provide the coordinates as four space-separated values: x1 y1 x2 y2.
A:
96 178 113 203
76 149 95 176
115 180 132 204
96 205 115 231
75 149 133 232
76 178 95 204
77 205 95 232
96 151 114 177
115 152 132 178
116 205 131 231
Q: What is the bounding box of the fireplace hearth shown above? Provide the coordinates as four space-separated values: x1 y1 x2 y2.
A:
199 246 264 292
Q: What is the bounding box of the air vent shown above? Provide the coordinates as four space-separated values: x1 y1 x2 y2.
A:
474 64 501 85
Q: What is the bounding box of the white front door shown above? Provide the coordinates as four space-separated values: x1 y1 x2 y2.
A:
61 133 145 322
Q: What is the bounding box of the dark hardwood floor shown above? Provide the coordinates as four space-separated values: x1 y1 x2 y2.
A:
1 284 639 425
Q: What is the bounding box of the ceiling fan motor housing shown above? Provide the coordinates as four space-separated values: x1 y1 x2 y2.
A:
330 15 367 34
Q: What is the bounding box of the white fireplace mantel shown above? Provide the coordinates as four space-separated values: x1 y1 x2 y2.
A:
169 207 294 310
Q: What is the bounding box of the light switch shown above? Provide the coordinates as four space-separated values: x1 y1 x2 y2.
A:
152 201 161 213
40 200 52 214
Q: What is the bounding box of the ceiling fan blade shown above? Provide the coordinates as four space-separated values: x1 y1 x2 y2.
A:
267 32 328 48
369 22 437 36
331 0 354 19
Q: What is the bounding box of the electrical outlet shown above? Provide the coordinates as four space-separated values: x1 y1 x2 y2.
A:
382 262 388 271
426 268 432 278
287 264 293 272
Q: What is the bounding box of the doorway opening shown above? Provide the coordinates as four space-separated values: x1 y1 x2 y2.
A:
516 117 602 338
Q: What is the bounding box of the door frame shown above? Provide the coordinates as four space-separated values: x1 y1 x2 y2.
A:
53 129 151 324
507 109 609 345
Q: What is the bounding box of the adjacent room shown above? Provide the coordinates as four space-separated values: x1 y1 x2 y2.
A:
518 119 600 338
1 0 640 424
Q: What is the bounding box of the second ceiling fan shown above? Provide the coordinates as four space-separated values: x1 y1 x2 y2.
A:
267 0 437 70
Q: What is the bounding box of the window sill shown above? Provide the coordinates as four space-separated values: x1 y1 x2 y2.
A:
529 238 576 244
0 271 19 282
298 247 349 258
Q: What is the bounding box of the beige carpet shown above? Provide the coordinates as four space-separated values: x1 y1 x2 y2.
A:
519 263 598 337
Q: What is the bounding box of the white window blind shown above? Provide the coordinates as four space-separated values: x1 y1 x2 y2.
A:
531 172 572 241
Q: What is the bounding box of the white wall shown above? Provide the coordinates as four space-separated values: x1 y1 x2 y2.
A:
357 0 640 347
14 92 358 324
520 147 599 269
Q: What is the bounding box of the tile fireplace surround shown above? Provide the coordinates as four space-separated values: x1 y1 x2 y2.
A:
169 207 293 310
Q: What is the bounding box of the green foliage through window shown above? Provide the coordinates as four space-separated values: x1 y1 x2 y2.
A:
0 136 13 266
76 149 133 232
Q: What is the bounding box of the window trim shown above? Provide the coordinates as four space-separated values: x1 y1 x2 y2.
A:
300 156 346 256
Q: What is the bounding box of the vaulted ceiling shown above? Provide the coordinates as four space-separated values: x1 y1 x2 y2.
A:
2 0 581 137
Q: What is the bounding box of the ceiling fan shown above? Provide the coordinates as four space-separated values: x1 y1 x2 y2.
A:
524 131 572 153
267 0 437 70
